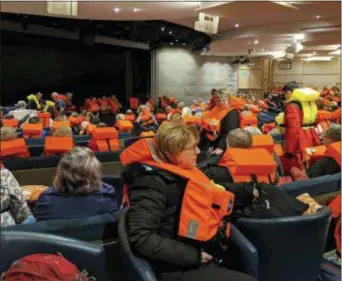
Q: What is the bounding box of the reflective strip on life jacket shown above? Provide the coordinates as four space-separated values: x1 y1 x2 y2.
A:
120 138 235 242
52 121 71 132
22 123 43 138
116 120 133 132
92 127 120 152
125 114 136 122
139 131 155 138
44 136 74 156
325 141 341 167
156 113 167 122
129 98 139 109
240 113 258 129
252 134 275 155
0 138 30 158
219 148 277 183
38 112 51 128
2 119 19 128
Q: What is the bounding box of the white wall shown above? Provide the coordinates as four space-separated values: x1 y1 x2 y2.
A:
156 48 237 104
273 57 341 89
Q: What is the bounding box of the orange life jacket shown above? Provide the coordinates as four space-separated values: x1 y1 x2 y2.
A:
249 105 261 114
329 194 341 255
38 112 51 128
274 143 284 157
52 121 71 133
252 135 275 155
183 115 197 126
116 120 133 132
120 138 235 242
261 122 276 134
97 98 110 112
147 99 155 113
68 116 84 126
86 123 97 135
85 99 100 113
57 94 67 102
44 136 74 156
325 141 341 167
240 112 258 129
156 113 167 122
139 131 155 138
129 97 139 110
0 138 30 158
108 98 120 113
317 110 335 131
92 127 120 152
219 148 277 183
304 145 327 167
230 97 246 110
140 111 153 127
202 107 233 141
124 114 136 122
22 123 43 138
2 119 19 128
333 108 341 123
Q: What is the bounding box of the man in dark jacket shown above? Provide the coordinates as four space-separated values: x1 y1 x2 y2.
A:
307 124 341 178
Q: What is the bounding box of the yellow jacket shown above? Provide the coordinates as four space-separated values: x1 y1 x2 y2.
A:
27 94 41 110
43 100 55 112
275 88 319 126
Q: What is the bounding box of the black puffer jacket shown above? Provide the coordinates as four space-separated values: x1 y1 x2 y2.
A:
123 163 202 274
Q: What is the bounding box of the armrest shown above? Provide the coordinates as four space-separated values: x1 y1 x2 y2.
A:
230 224 259 279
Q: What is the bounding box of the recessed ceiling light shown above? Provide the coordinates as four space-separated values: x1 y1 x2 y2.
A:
234 23 240 28
176 39 179 42
161 26 165 31
169 31 172 35
313 51 316 55
254 40 259 45
183 43 186 46
133 8 139 12
315 15 321 19
261 49 265 51
113 7 120 13
170 42 174 45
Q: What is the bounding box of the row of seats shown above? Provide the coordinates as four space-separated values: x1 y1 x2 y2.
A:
3 173 339 281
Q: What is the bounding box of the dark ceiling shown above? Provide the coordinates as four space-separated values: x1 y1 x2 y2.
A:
0 12 211 51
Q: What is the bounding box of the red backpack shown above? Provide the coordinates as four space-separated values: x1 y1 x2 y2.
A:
2 253 94 281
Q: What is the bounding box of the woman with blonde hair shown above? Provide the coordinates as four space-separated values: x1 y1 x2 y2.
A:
120 122 256 281
201 89 240 155
34 147 118 221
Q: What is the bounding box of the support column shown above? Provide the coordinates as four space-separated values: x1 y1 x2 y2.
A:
150 49 158 102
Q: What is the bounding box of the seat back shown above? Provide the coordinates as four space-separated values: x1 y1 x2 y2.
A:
0 231 106 281
118 209 158 281
102 175 124 205
38 112 51 128
2 119 19 128
235 207 332 281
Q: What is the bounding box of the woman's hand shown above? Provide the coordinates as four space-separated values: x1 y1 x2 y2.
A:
201 251 213 264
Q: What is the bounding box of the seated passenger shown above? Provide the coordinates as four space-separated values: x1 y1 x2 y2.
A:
53 126 73 137
200 129 281 184
1 163 32 227
80 111 98 135
121 122 256 281
34 147 118 221
307 124 341 178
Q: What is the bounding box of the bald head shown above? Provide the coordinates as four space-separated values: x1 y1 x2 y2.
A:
227 128 253 148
